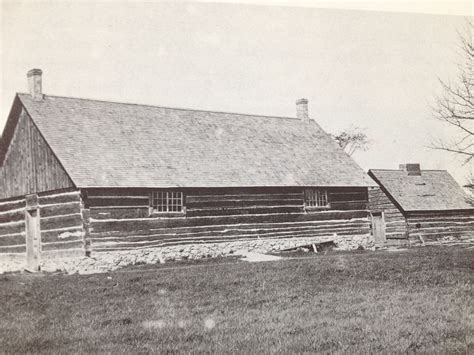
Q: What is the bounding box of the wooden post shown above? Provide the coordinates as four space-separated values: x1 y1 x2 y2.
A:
82 208 91 257
25 194 41 272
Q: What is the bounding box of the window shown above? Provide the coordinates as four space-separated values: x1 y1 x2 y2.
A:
304 189 328 208
151 191 183 213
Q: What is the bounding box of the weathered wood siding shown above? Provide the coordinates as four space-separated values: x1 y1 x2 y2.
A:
0 108 74 199
85 187 370 252
406 211 474 240
368 187 407 239
0 190 85 255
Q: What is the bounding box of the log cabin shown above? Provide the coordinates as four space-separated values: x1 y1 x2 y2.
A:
368 164 474 244
0 69 375 269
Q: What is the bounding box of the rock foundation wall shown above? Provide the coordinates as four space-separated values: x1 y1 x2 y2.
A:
3 234 371 274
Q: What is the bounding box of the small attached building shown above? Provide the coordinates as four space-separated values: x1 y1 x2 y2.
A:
368 164 474 244
0 69 375 269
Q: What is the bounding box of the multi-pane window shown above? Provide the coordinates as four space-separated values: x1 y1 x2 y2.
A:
304 189 328 208
151 191 183 213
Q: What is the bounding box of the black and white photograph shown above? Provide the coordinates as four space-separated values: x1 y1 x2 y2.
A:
0 1 473 353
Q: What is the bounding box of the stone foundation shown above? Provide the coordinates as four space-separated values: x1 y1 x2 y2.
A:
2 234 372 274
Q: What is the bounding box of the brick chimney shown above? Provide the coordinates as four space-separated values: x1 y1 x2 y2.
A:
296 98 309 121
399 163 421 176
27 69 43 100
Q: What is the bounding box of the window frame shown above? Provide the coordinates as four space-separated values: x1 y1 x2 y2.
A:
304 188 330 211
149 190 185 216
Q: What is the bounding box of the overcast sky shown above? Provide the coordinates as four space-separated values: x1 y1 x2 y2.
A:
1 1 472 184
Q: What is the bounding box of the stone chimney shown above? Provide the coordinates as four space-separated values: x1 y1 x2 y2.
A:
27 69 43 100
399 163 421 176
296 98 309 121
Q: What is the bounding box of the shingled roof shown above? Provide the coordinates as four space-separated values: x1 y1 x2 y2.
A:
368 168 474 212
4 93 374 188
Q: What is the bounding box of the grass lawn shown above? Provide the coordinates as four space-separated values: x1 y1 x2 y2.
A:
0 246 473 353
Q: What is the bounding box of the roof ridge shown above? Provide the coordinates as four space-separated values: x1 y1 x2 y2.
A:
18 92 301 121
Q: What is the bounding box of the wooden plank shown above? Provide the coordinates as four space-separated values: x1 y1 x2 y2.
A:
39 191 81 205
329 192 367 202
90 208 150 220
87 197 149 207
90 221 370 241
85 188 149 197
40 201 82 218
186 199 303 209
186 193 303 203
407 216 474 223
0 221 25 236
329 201 368 210
90 218 370 239
187 206 303 217
0 199 25 213
0 234 26 246
0 209 24 224
41 226 84 242
40 213 83 231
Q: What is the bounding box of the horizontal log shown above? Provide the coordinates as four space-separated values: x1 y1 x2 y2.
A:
407 216 474 223
41 226 84 241
0 244 26 253
330 201 368 210
90 222 370 242
186 193 303 203
91 229 369 246
0 199 25 213
0 234 25 246
407 220 474 229
187 206 303 217
90 208 150 220
85 188 150 197
408 226 474 235
90 210 370 233
40 201 82 218
39 191 81 205
87 197 149 207
0 208 24 224
408 230 467 239
329 192 367 202
90 219 370 239
186 199 303 209
0 221 25 236
408 210 474 218
41 228 85 243
41 240 84 251
386 233 407 239
40 214 83 231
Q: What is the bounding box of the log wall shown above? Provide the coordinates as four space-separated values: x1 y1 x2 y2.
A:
368 187 407 239
406 211 474 240
0 189 85 256
0 108 74 199
85 187 371 252
0 197 26 254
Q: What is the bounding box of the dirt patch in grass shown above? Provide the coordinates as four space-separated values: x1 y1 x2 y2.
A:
0 246 472 353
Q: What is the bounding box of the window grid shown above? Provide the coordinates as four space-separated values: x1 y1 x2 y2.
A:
151 191 183 213
305 189 328 207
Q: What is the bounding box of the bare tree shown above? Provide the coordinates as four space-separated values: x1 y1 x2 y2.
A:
432 21 473 165
332 126 370 156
